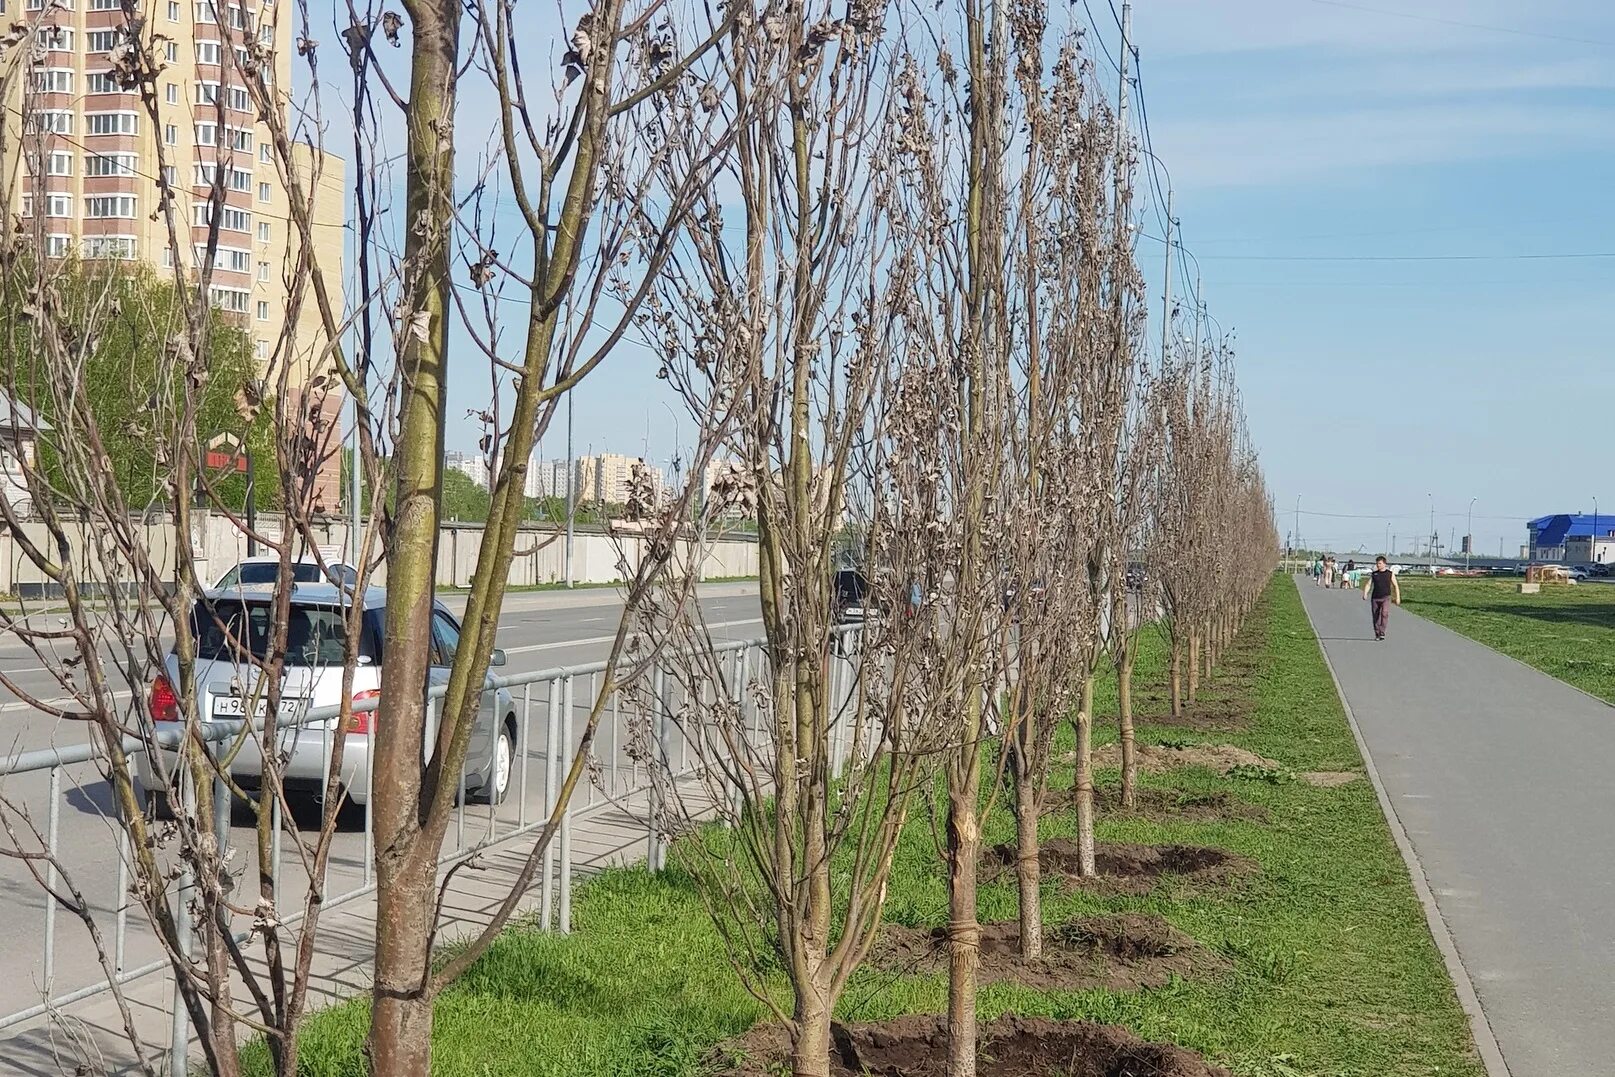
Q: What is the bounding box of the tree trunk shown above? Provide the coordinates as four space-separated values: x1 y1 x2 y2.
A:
1169 642 1182 717
1012 771 1042 961
947 701 981 1077
1187 628 1201 701
1073 676 1096 877
367 1 463 1071
789 960 833 1077
368 848 436 1075
1118 650 1137 809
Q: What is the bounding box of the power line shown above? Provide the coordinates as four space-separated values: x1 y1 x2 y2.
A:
1305 0 1615 49
1198 251 1615 263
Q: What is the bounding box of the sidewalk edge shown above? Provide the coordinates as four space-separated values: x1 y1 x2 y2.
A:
1294 576 1512 1077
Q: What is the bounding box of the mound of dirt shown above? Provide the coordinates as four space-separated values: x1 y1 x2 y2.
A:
874 913 1227 992
1299 771 1360 788
714 1013 1230 1077
985 839 1256 896
1043 785 1269 823
1083 742 1281 775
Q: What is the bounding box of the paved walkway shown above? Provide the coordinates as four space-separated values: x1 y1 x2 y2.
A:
1298 577 1615 1077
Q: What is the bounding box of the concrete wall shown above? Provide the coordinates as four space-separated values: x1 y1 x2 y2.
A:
0 514 758 597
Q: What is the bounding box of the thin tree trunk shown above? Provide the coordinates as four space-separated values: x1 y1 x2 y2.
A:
1187 628 1201 701
790 961 833 1077
947 758 980 1077
368 0 463 1070
1013 770 1042 961
1169 641 1182 717
1118 649 1137 809
1074 676 1096 877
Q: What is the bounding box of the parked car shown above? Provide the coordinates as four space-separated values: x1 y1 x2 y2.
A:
137 585 515 815
834 569 873 624
213 556 359 590
1125 564 1147 592
1565 565 1590 581
1590 563 1612 578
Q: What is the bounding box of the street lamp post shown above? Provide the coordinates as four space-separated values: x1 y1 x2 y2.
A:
1596 496 1601 565
1428 493 1435 561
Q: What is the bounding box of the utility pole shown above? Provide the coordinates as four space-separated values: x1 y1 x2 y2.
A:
564 393 575 588
1294 495 1300 559
1427 493 1435 562
1160 187 1173 369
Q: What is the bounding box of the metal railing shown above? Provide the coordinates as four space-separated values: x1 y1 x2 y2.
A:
0 624 863 1072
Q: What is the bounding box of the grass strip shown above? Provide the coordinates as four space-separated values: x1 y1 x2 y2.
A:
1398 576 1615 703
245 577 1483 1077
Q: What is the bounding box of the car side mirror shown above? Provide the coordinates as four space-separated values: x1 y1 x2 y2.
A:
489 648 507 668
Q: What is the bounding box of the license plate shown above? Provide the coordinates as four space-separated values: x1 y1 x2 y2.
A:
211 696 307 720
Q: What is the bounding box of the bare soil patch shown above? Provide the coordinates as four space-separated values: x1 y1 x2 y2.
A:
874 913 1227 992
985 839 1256 896
714 1013 1229 1077
1300 771 1360 788
1043 785 1269 823
1132 704 1251 732
1084 742 1280 775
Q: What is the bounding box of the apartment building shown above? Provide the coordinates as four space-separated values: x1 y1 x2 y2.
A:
3 0 347 505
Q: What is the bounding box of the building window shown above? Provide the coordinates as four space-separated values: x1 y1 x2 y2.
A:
87 72 132 94
257 260 270 282
255 300 269 320
46 234 72 258
167 0 179 17
195 122 217 146
201 246 251 272
229 168 252 192
46 193 71 217
87 112 138 136
85 153 137 176
28 110 73 135
228 127 252 151
86 29 123 52
87 0 120 8
19 195 31 218
193 0 217 21
165 83 178 104
254 338 269 359
86 194 137 218
39 25 73 50
31 68 74 94
229 86 250 112
82 235 136 259
197 203 252 232
166 41 178 62
162 164 177 186
46 151 72 176
165 123 178 145
258 23 272 44
258 143 271 165
257 221 271 243
258 181 271 202
162 246 174 267
195 81 219 106
209 286 250 313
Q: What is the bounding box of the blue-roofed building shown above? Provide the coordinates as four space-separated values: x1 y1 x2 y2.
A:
1527 514 1615 564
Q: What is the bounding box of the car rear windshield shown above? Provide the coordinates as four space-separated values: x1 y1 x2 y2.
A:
235 562 326 585
192 600 375 666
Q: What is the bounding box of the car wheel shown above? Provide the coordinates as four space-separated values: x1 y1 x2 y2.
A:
475 722 515 805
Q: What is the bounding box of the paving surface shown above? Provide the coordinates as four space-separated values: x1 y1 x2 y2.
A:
0 583 760 1074
1298 577 1614 1077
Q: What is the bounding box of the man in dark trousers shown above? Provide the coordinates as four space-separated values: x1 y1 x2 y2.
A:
1361 555 1401 640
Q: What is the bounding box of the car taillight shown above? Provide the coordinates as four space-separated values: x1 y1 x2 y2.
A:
347 689 380 734
149 676 179 722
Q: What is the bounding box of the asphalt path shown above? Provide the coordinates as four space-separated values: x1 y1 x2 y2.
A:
1298 578 1612 1077
0 583 761 1026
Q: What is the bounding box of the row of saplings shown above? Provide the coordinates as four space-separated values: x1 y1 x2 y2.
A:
715 597 1274 1077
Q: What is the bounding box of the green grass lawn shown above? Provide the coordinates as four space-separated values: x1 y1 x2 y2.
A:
1399 576 1615 703
246 577 1482 1077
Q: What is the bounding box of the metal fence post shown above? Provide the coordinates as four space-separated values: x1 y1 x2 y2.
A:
170 769 194 1077
648 666 667 872
558 675 574 935
541 678 561 931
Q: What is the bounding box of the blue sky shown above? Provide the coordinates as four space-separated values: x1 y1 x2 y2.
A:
1124 0 1615 555
330 0 1615 556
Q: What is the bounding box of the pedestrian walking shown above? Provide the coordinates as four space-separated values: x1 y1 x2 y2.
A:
1312 557 1323 586
1362 555 1401 640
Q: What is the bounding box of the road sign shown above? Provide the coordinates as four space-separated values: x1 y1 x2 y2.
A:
204 449 248 473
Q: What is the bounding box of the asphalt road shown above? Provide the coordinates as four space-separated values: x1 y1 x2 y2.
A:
1298 578 1611 1077
0 583 762 1026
